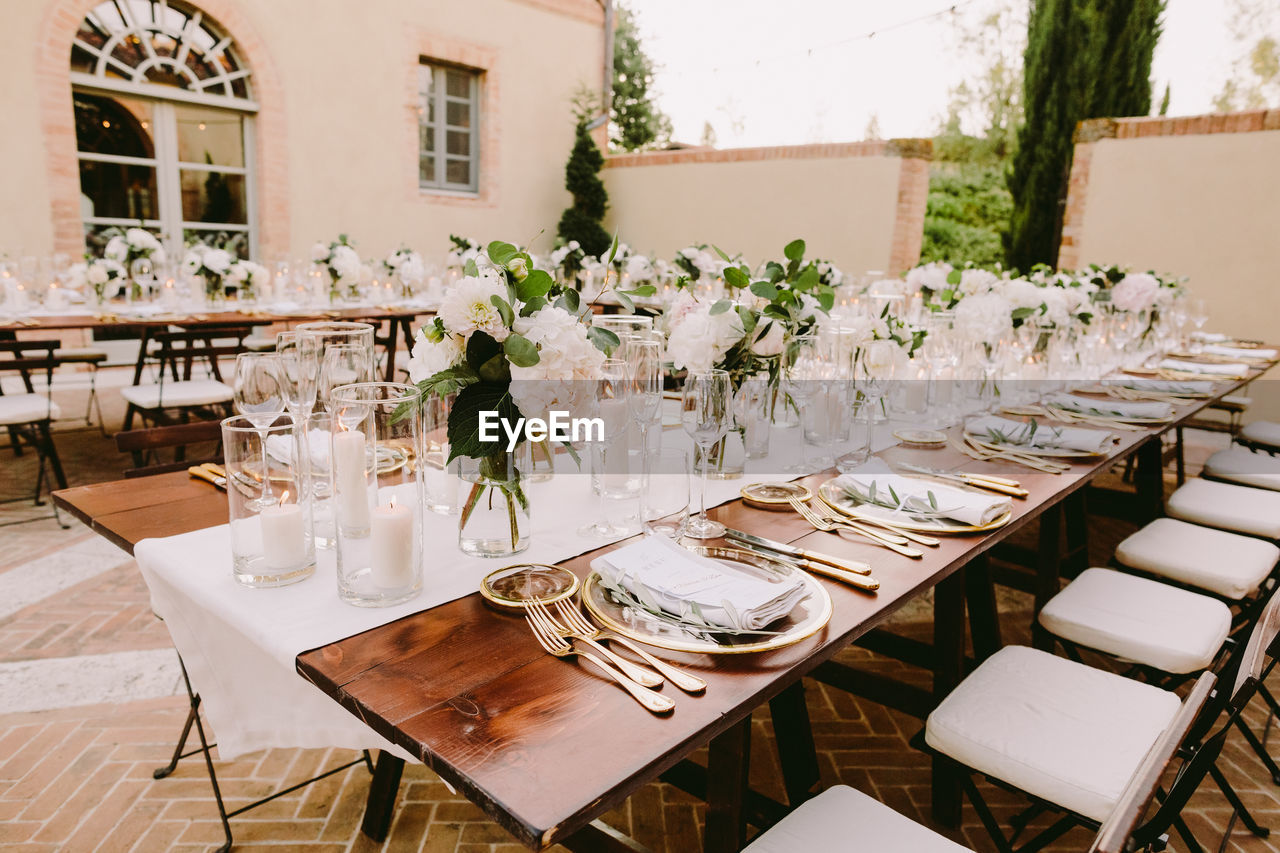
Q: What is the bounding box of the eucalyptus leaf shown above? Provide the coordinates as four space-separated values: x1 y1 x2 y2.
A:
783 238 805 261
503 333 540 367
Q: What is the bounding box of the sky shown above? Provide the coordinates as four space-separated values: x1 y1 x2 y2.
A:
627 0 1254 147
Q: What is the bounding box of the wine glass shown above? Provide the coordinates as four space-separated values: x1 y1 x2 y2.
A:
317 344 375 410
233 352 285 505
275 331 319 476
579 358 633 539
681 369 732 539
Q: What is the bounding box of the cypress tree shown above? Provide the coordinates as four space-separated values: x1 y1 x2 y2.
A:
1006 0 1163 271
611 5 672 151
557 121 611 257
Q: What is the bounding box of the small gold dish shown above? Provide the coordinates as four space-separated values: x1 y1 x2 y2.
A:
892 427 947 447
740 481 813 510
480 564 579 609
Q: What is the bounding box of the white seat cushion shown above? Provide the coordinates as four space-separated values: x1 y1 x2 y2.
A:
925 646 1181 823
1115 517 1278 599
1204 447 1280 491
1218 394 1252 408
1166 478 1280 539
120 379 233 410
742 785 971 853
1241 421 1280 450
0 394 61 425
1039 568 1231 674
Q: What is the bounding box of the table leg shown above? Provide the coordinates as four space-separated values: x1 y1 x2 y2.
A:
1134 438 1165 524
703 716 752 853
1032 505 1063 652
382 319 403 382
360 750 404 842
931 570 966 828
964 554 1001 662
768 681 820 806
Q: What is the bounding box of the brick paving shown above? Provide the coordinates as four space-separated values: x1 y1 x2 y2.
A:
2 377 1279 851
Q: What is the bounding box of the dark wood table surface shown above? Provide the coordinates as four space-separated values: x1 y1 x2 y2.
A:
52 365 1269 851
0 304 435 333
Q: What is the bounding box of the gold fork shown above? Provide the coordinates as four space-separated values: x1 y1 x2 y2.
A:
523 605 675 714
810 499 940 547
525 599 662 687
788 497 924 559
551 600 707 694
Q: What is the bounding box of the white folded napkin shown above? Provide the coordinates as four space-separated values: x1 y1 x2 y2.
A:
1191 331 1229 343
1158 358 1249 376
1204 344 1277 360
265 429 332 473
592 534 807 632
1106 378 1215 395
834 461 1010 526
1044 392 1172 420
966 415 1117 453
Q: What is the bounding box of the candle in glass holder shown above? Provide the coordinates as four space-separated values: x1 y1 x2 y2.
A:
261 491 306 569
371 496 414 588
332 426 371 531
45 282 67 312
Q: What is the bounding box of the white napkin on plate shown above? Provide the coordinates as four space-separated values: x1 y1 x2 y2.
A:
1191 331 1228 343
1044 392 1172 420
591 534 807 632
1204 344 1277 360
966 415 1116 453
1158 358 1250 376
1107 378 1215 395
265 429 332 473
834 460 1010 526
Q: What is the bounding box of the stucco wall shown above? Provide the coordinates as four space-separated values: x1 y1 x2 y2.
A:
6 0 604 260
602 141 931 273
1061 111 1280 417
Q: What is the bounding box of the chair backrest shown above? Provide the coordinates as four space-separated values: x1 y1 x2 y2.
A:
114 419 225 476
1088 671 1216 853
0 340 60 402
150 327 250 383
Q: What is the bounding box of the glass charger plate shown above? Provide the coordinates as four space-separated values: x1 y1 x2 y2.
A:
581 546 832 655
816 480 1012 534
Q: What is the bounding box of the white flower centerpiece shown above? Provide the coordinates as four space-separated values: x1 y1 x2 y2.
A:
226 259 270 303
403 237 645 556
70 258 128 309
382 246 426 300
312 235 364 303
103 227 167 300
182 243 234 304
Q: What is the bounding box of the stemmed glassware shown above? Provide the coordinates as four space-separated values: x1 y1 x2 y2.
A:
579 358 633 539
781 334 818 474
838 340 892 472
232 352 285 506
681 368 732 539
317 344 375 410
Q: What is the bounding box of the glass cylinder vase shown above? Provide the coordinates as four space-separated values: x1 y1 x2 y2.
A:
221 414 316 588
457 442 532 558
330 382 424 607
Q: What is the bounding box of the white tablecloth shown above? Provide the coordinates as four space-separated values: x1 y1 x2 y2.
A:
135 423 897 758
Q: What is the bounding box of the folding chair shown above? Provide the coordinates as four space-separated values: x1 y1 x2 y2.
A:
0 340 69 527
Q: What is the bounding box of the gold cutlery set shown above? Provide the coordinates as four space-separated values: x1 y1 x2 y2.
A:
951 436 1071 474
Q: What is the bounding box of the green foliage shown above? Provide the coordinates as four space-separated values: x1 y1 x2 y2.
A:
921 161 1012 268
611 5 672 151
1006 0 1163 272
557 121 611 256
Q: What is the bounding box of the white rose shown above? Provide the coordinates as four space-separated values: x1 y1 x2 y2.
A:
398 254 425 284
227 264 249 284
151 246 167 266
1001 278 1046 312
311 242 330 262
104 237 127 263
666 303 744 373
203 249 232 274
407 331 464 382
750 319 785 356
437 275 509 341
1111 272 1159 313
959 268 999 296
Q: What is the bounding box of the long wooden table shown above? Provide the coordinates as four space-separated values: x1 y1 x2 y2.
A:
52 367 1268 851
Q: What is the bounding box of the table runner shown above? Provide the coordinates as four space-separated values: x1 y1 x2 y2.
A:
135 424 896 757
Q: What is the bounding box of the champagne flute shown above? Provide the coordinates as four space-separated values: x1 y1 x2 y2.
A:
233 352 285 505
625 337 663 531
579 358 633 539
681 369 731 539
317 343 375 410
781 333 818 474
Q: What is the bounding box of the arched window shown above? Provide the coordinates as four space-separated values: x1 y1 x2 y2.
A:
70 0 257 258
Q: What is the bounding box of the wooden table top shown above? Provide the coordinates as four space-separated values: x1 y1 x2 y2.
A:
1 304 434 333
51 367 1267 849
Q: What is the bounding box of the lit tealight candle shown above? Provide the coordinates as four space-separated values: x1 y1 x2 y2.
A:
332 424 371 532
260 491 306 569
371 495 414 589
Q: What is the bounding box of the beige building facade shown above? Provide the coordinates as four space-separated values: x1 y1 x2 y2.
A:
3 0 608 263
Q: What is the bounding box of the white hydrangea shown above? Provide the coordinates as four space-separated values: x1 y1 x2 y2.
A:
905 261 953 293
1001 278 1046 312
666 300 745 373
202 248 232 274
958 268 1000 296
437 275 509 341
749 320 785 356
1111 272 1160 313
954 291 1013 341
104 236 128 263
508 305 606 418
311 242 330 262
330 245 361 280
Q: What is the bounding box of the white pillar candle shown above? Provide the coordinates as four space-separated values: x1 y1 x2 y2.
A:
260 501 306 569
45 284 67 312
371 499 414 588
332 429 371 531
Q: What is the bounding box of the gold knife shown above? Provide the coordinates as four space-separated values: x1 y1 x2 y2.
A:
723 527 873 575
189 466 226 489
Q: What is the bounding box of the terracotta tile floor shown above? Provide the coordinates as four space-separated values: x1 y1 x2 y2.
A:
1 373 1278 851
